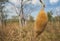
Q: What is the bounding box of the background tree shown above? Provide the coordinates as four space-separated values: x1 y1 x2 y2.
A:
7 0 34 27
20 0 32 27
11 16 19 22
29 15 34 22
0 5 8 27
47 11 53 22
0 0 8 2
0 0 8 27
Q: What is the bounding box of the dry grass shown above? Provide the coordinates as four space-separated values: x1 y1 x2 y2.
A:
0 21 60 41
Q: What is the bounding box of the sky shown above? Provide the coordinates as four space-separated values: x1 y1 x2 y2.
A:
4 0 60 19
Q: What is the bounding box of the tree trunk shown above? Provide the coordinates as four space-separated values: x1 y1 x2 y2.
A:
19 0 25 27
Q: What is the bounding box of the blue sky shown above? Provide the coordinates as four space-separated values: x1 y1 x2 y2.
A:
4 0 60 19
31 0 60 18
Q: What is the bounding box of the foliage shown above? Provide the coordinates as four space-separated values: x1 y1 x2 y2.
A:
54 16 60 21
47 11 53 21
0 0 8 2
28 15 34 22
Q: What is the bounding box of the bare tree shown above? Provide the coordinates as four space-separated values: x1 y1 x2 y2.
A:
20 0 31 27
0 0 8 2
0 0 8 28
8 0 32 27
0 3 6 27
4 0 34 27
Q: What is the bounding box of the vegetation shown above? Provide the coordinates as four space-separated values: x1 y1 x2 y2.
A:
0 11 60 41
0 0 60 41
47 11 53 21
0 19 60 41
0 0 8 2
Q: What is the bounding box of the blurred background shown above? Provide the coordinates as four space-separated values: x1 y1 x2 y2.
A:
0 0 60 41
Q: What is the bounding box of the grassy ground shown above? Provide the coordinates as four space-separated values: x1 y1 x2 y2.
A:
0 21 60 41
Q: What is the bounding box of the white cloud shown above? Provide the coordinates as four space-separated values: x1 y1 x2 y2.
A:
50 0 59 4
9 0 20 5
56 7 60 11
32 0 37 4
53 7 60 16
9 0 41 5
9 0 17 3
25 0 39 4
31 0 40 5
56 7 60 16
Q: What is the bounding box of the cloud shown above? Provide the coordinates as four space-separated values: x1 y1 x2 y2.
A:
31 0 37 4
9 0 40 5
31 0 40 5
9 0 17 3
50 0 59 4
9 0 20 5
53 7 60 16
56 7 60 11
56 7 60 16
25 0 39 5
